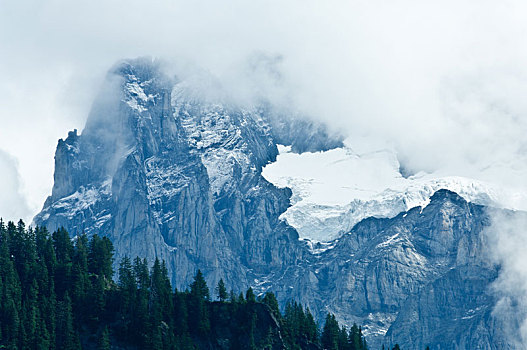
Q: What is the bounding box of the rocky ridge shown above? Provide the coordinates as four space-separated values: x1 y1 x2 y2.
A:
34 58 520 349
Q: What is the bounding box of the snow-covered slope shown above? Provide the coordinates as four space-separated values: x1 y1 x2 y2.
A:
262 140 527 242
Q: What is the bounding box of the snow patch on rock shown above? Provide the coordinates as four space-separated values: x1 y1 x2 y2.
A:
123 74 156 113
263 140 527 242
174 89 262 196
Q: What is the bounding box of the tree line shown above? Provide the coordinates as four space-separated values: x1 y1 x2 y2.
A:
0 219 407 349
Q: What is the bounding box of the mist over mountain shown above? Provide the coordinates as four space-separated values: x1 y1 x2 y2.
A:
2 1 527 348
3 1 527 222
30 58 527 349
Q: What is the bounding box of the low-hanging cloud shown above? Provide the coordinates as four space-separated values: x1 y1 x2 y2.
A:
487 210 527 347
1 0 527 216
1 0 527 346
0 149 31 222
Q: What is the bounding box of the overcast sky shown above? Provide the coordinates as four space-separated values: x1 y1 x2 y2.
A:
1 0 527 222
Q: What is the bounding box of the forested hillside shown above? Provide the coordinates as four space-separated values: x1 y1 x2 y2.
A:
0 220 383 350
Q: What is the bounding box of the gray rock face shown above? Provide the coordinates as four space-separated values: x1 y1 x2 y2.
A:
35 58 519 349
277 190 513 349
34 58 316 291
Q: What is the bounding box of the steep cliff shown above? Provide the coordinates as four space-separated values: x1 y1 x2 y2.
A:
34 58 335 292
272 190 510 348
34 58 520 349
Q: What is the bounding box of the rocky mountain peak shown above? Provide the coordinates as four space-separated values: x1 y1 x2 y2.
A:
34 58 522 349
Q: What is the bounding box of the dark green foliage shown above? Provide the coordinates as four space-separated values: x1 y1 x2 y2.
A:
88 234 114 279
281 300 320 349
262 291 280 318
0 219 386 350
56 292 80 350
246 287 256 303
0 220 21 349
238 292 245 304
189 269 211 336
321 313 339 350
98 326 111 350
319 316 369 350
52 226 74 299
117 255 135 330
190 269 210 301
215 278 227 302
348 323 368 350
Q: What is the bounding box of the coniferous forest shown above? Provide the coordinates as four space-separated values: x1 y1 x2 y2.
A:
0 219 406 350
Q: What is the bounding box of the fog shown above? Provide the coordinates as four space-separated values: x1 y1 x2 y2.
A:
487 211 527 346
1 0 527 344
0 150 31 221
0 1 526 223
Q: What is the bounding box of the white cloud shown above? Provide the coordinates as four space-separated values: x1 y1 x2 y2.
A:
0 150 31 221
0 0 526 221
487 211 527 347
1 1 526 344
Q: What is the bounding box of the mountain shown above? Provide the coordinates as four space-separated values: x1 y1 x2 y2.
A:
277 189 513 349
34 57 340 292
34 58 520 349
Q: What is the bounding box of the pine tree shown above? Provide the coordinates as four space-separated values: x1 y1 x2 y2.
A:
87 270 106 325
0 223 21 349
132 257 149 345
160 260 172 320
34 308 52 349
72 233 90 325
189 270 210 336
215 278 228 302
321 313 339 350
262 292 280 319
55 292 79 350
34 226 56 349
248 311 257 350
88 234 114 280
229 289 237 303
52 227 74 299
20 277 39 349
282 301 296 346
118 255 136 334
173 289 189 337
304 307 318 343
349 323 361 350
260 327 275 350
358 326 367 350
146 258 172 349
338 325 350 350
246 287 256 303
190 270 209 301
238 292 245 304
98 326 111 350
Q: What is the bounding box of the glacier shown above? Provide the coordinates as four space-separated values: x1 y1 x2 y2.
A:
262 140 527 242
